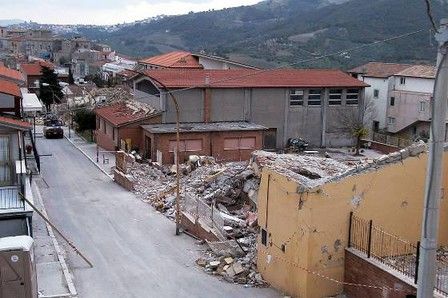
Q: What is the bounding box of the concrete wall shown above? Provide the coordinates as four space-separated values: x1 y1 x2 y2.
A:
209 89 247 122
164 89 204 123
257 148 448 298
393 76 434 93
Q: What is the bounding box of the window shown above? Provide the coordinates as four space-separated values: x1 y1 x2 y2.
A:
346 89 359 105
0 136 11 186
373 89 379 98
329 89 343 105
112 128 115 141
103 120 106 134
419 101 426 112
388 117 396 125
400 77 406 85
224 137 256 150
289 90 304 106
390 97 395 106
308 89 322 106
169 139 203 152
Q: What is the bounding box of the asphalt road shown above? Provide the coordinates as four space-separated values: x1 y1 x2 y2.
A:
36 136 280 298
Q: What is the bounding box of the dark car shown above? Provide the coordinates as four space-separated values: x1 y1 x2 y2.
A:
43 119 64 139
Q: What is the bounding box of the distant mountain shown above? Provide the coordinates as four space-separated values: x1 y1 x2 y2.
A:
14 0 448 68
0 19 25 26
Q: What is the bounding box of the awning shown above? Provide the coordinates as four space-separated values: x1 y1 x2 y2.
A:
21 88 43 113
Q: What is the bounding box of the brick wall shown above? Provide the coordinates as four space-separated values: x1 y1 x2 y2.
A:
361 140 400 155
113 169 134 191
143 129 264 164
344 249 416 298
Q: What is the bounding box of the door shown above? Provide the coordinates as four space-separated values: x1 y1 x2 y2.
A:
145 136 152 160
0 136 12 186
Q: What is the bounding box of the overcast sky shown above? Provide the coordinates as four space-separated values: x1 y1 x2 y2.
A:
0 0 261 25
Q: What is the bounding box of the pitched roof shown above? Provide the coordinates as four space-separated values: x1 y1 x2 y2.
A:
395 65 436 79
141 69 369 89
0 65 24 82
0 116 31 131
0 79 21 97
139 51 202 69
95 102 158 127
348 62 414 78
20 61 54 76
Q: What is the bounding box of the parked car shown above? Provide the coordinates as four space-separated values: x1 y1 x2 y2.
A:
43 119 64 139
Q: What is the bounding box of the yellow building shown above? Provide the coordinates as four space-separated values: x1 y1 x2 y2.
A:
255 143 448 298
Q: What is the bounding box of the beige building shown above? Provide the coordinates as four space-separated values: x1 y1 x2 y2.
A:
255 143 448 297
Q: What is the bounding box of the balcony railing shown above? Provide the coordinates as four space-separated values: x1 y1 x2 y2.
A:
0 186 24 211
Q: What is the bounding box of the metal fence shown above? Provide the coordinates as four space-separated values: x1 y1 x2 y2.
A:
0 186 24 210
348 212 448 295
183 193 226 240
372 132 413 148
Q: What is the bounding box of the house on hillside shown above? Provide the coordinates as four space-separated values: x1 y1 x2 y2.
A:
138 51 259 70
131 68 368 155
19 61 54 92
349 62 437 141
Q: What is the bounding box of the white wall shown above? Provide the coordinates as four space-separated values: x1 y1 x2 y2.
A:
359 76 389 129
392 76 434 93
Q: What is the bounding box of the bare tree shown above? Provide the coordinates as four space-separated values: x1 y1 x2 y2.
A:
336 95 376 155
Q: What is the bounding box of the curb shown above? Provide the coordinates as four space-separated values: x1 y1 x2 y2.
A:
33 180 78 298
64 135 113 180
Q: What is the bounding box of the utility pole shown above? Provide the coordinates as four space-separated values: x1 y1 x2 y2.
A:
418 18 448 297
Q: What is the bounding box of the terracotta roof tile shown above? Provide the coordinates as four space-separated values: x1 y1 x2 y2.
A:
348 62 415 78
0 65 24 82
95 102 157 127
395 65 436 79
139 51 202 69
142 69 368 89
20 61 54 76
0 79 21 97
0 116 31 130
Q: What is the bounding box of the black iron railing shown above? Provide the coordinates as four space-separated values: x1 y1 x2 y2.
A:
348 212 448 296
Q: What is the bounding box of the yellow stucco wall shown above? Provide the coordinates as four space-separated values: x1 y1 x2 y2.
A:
257 151 448 298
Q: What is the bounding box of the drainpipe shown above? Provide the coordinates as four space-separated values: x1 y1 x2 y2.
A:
417 18 448 297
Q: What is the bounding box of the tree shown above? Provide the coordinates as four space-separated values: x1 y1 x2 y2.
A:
73 108 96 132
39 66 63 111
336 96 376 156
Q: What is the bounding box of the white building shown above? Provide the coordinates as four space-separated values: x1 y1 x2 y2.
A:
349 62 436 140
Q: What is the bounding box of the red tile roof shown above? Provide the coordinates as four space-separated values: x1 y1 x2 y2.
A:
20 61 54 76
142 69 368 89
395 65 436 79
0 79 21 97
0 116 31 130
348 62 414 78
95 102 157 127
139 51 202 69
0 65 24 82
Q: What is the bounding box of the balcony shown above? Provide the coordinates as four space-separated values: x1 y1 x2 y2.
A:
0 186 24 212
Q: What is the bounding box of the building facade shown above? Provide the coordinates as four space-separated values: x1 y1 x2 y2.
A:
132 69 368 149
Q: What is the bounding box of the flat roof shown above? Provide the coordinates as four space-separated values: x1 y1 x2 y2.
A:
142 122 267 134
0 236 33 252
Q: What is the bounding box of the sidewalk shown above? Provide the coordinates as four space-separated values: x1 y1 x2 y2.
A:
64 128 116 178
32 178 77 298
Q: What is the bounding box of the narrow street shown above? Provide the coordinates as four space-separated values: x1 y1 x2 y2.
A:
35 135 279 298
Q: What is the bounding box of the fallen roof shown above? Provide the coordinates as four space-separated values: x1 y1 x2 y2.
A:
252 141 427 189
0 79 21 97
139 51 202 69
141 69 368 89
395 65 436 79
95 101 157 127
0 116 32 130
142 122 267 134
348 62 414 78
0 65 24 82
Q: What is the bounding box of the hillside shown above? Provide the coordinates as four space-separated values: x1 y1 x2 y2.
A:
77 0 447 68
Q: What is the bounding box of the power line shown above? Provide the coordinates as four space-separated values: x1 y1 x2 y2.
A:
424 0 440 33
132 28 427 99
